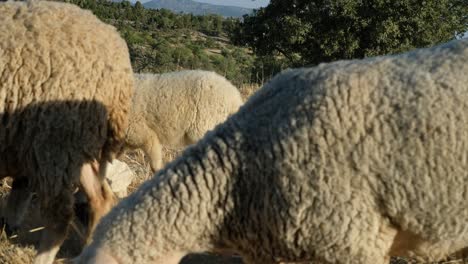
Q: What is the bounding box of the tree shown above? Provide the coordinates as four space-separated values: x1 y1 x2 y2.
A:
134 1 143 10
233 0 468 66
60 0 259 85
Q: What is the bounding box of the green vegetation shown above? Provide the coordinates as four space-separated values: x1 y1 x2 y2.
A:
61 0 467 85
233 0 468 67
62 0 263 86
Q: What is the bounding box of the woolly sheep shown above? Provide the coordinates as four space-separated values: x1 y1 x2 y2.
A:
126 70 243 172
76 39 468 264
0 1 134 263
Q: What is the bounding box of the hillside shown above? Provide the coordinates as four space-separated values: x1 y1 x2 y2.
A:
54 0 275 86
143 0 252 17
56 0 286 85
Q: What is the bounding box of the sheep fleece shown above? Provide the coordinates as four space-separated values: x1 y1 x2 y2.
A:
81 39 468 264
0 1 134 200
129 70 243 147
126 70 243 170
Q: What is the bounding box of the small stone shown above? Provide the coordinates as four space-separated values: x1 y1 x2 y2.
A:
106 160 135 198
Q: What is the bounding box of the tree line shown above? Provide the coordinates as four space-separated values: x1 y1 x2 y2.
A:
62 0 467 86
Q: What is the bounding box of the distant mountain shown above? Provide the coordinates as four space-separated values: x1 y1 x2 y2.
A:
142 0 252 17
193 0 269 9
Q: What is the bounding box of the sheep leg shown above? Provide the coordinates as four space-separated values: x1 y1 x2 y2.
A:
34 233 63 264
4 176 33 234
79 161 116 244
142 135 163 173
34 190 74 264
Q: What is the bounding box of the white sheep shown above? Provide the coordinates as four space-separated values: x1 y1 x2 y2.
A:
76 39 468 264
0 1 134 263
126 70 243 172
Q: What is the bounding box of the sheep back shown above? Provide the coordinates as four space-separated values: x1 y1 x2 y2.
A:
130 70 242 148
81 39 468 264
0 0 134 196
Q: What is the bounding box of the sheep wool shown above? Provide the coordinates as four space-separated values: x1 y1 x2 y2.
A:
126 70 243 171
77 39 468 264
0 1 134 263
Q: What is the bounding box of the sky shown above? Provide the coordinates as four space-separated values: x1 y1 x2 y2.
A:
134 0 270 8
192 0 270 8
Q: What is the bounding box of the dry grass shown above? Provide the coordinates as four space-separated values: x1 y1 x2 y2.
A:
238 83 261 101
0 232 35 264
120 147 184 193
0 181 36 264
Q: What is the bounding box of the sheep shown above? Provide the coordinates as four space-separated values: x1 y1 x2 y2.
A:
76 38 468 264
0 1 134 263
126 70 243 172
